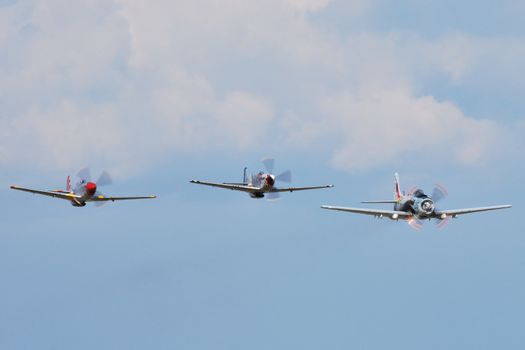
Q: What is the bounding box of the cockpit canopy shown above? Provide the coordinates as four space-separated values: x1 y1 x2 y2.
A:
413 189 428 198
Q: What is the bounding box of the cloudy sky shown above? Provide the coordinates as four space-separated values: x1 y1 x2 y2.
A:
1 0 524 349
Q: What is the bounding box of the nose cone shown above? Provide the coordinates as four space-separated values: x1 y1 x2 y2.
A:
85 182 97 195
266 175 275 187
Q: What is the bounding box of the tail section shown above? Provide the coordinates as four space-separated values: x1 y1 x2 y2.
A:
394 172 402 201
66 176 72 192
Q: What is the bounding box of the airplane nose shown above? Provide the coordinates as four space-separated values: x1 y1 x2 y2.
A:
266 175 275 186
420 199 434 213
85 182 97 195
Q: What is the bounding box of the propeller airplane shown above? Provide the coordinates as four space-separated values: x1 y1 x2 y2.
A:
321 173 511 230
10 168 157 207
190 158 334 200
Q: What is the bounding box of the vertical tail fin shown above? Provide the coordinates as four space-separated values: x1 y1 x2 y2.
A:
243 167 248 184
394 172 402 201
66 175 72 192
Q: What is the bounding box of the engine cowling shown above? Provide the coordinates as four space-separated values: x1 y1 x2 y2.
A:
265 175 275 187
419 199 434 214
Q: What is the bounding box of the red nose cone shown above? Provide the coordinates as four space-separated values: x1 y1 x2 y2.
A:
85 182 97 195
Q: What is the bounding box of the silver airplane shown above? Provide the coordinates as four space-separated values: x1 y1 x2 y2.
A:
10 168 156 207
190 158 334 199
322 173 511 229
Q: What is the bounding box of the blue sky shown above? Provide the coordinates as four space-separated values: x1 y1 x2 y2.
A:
0 1 524 349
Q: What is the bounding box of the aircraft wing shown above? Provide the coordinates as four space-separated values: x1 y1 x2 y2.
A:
272 185 334 192
321 205 412 219
361 200 398 204
88 195 157 202
190 180 259 193
10 185 79 201
435 205 511 217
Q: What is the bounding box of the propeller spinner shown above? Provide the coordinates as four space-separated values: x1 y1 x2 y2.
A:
77 168 114 207
261 158 292 200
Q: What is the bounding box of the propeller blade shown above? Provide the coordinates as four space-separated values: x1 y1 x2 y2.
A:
262 158 275 173
276 170 292 183
432 183 448 203
436 217 450 230
267 191 280 201
407 217 423 231
77 167 91 182
94 192 108 207
97 171 113 187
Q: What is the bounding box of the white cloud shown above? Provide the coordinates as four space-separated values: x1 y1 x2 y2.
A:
0 0 521 176
10 102 127 168
0 0 282 175
213 92 275 148
314 88 506 171
285 0 331 12
116 0 346 72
